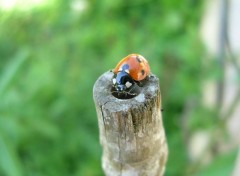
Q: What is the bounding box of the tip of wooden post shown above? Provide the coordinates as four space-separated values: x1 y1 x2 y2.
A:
93 71 160 112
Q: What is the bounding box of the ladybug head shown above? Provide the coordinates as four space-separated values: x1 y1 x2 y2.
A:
112 71 134 92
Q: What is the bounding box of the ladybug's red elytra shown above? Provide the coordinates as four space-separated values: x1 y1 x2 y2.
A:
112 54 150 96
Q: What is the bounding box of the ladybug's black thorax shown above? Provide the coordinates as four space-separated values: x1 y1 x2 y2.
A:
115 71 131 84
113 71 134 92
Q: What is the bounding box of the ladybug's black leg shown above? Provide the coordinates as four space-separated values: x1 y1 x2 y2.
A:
128 85 137 96
128 92 136 96
126 90 136 96
136 81 143 87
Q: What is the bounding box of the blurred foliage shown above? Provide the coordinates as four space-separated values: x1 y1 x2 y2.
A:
0 0 237 176
197 149 238 176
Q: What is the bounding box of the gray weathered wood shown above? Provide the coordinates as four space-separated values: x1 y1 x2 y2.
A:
93 71 168 176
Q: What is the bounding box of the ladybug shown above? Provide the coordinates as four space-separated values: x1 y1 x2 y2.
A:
112 54 150 96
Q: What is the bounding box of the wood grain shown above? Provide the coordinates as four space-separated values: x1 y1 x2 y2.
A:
93 71 168 176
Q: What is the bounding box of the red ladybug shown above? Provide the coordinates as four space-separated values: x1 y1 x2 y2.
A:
112 54 150 95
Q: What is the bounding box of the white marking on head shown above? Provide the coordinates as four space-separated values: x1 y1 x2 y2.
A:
112 78 116 84
118 68 122 71
125 69 130 74
125 81 132 88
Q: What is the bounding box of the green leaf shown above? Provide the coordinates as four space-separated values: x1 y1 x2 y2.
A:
0 48 29 97
0 134 22 176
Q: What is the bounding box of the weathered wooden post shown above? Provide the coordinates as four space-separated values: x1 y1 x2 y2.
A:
93 71 168 176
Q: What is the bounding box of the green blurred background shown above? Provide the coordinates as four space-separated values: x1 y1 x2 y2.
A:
0 0 238 176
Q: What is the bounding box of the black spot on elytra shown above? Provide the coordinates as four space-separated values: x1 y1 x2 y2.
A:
136 56 142 63
141 69 145 75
